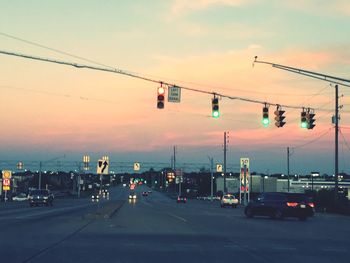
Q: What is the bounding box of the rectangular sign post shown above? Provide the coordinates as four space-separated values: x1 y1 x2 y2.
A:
239 158 250 205
2 170 12 202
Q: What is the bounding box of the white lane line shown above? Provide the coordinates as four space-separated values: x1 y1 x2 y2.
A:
14 203 92 219
167 212 187 222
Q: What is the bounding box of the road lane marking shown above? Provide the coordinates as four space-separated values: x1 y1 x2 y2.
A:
15 203 92 219
167 212 187 222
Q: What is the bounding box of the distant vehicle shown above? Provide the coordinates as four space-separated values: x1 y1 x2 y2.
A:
13 193 28 201
177 196 187 203
129 192 137 200
221 194 239 208
142 191 148 196
101 189 109 198
123 183 127 187
244 192 315 221
91 192 100 202
28 189 54 207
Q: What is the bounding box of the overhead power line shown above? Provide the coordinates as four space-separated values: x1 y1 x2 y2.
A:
293 127 332 149
0 49 329 111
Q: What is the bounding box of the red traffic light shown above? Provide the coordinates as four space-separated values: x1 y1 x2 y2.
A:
157 87 165 109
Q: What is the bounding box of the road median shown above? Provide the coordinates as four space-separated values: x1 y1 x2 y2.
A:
84 200 125 219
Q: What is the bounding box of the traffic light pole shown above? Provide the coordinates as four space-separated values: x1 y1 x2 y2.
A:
254 58 350 203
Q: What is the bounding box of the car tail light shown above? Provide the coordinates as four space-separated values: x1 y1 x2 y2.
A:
177 197 180 201
308 202 315 208
287 202 298 207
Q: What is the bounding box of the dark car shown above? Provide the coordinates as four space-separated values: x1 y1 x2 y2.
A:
142 191 149 196
177 196 187 203
244 192 314 221
28 189 54 207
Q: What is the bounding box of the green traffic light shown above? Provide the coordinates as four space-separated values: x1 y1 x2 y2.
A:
301 121 308 128
212 111 220 118
262 118 270 126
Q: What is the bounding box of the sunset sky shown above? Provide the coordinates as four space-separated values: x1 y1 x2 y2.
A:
1 0 350 174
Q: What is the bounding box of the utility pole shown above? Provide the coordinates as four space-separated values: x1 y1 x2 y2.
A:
335 84 339 202
208 157 214 201
38 161 42 190
173 146 181 196
223 132 227 193
287 147 290 192
38 155 65 190
77 163 82 198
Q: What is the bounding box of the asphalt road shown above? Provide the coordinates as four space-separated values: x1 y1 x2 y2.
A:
0 185 349 263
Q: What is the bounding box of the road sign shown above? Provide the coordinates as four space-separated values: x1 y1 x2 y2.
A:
216 164 223 172
240 158 249 168
3 186 10 191
3 178 10 186
168 85 181 103
2 170 12 179
17 162 23 170
239 158 250 204
134 162 140 171
97 159 109 174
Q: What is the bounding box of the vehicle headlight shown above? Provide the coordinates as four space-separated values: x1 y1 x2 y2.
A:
43 196 48 200
133 195 136 199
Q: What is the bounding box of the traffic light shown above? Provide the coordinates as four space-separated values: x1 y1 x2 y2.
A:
301 110 307 128
306 109 316 129
212 97 220 118
274 106 286 128
157 86 165 109
262 105 269 126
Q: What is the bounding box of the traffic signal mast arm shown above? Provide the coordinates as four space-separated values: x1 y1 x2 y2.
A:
254 57 350 88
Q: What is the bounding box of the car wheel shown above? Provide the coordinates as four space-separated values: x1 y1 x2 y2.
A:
273 209 284 220
245 207 254 218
